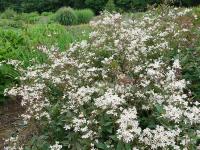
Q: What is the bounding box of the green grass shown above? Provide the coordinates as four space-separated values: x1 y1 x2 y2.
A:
25 23 91 51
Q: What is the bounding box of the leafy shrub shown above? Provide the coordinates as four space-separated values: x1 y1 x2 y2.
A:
164 0 197 6
21 12 41 24
85 0 107 14
0 19 25 29
37 13 56 24
180 48 200 100
41 11 53 16
0 29 26 103
4 7 200 149
55 7 78 26
20 0 62 13
75 9 95 24
179 11 200 100
0 8 17 19
0 29 26 60
0 64 19 104
115 0 147 12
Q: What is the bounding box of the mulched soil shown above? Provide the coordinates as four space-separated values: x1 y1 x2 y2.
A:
0 100 24 149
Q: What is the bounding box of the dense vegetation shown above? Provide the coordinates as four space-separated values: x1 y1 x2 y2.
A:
0 0 199 148
1 5 200 149
0 0 199 13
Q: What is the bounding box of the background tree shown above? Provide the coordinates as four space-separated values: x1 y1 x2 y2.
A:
105 0 116 12
85 0 107 14
0 0 199 13
115 0 147 12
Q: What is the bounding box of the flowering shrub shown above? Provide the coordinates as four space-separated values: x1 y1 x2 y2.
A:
4 7 200 149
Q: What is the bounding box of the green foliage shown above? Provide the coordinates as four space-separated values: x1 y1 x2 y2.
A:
0 8 17 19
75 9 95 24
41 11 53 16
67 24 91 40
116 0 147 12
21 12 40 24
20 0 61 13
0 19 25 29
26 23 71 50
0 64 19 104
18 12 55 25
55 7 78 26
105 0 116 12
0 28 46 65
179 19 200 100
0 8 93 27
0 29 26 59
181 48 200 100
0 29 25 103
26 23 91 50
85 0 107 13
71 0 86 9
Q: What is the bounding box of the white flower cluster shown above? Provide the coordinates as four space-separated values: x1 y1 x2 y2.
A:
163 105 183 123
117 108 141 143
140 126 181 149
4 136 23 150
95 89 125 111
68 86 97 106
50 141 62 150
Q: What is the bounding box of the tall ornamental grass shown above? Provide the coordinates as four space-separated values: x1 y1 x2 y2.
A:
55 7 78 26
75 9 95 24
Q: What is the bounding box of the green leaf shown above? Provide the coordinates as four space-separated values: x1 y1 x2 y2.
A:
155 104 164 114
116 142 124 150
104 122 112 126
125 143 131 150
96 142 107 149
106 127 113 133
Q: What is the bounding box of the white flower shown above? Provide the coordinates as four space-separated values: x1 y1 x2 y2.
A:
173 59 181 69
68 86 97 106
64 124 71 130
134 66 142 73
72 117 87 132
80 40 88 49
50 141 62 150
